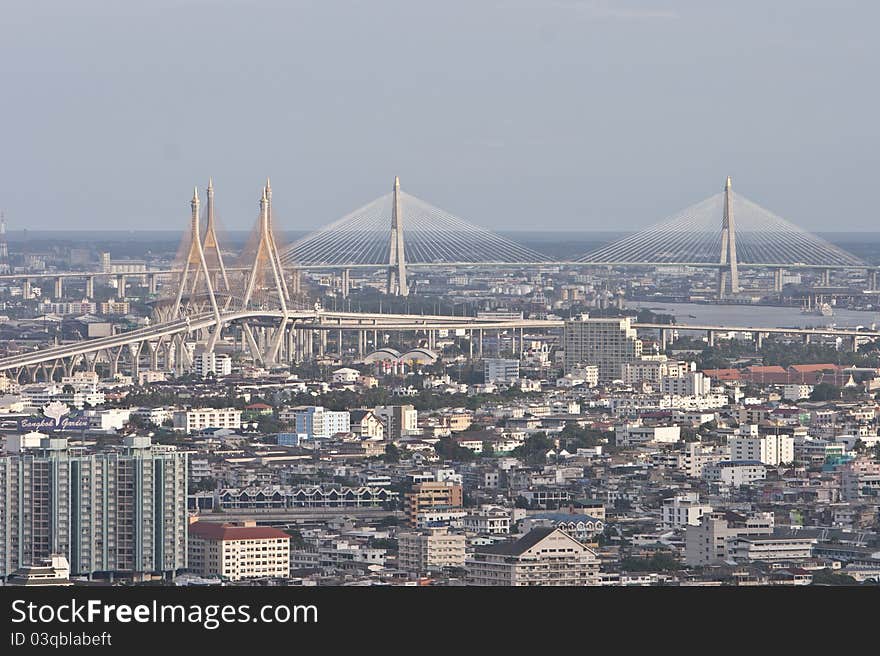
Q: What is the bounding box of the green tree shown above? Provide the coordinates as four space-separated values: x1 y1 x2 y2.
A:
810 383 841 402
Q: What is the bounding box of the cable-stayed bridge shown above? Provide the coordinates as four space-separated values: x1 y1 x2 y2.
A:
0 176 873 301
1 175 878 379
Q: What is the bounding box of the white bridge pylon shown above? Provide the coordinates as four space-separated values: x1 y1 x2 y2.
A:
279 175 553 296
578 178 865 272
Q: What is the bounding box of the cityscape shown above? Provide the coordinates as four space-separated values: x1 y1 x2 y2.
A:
1 172 880 588
2 1 879 598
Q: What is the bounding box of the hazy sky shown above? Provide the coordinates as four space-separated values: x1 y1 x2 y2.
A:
1 0 878 232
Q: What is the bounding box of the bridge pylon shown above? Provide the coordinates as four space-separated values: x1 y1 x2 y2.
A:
718 175 740 299
169 187 222 357
202 178 232 306
238 181 292 364
387 176 409 296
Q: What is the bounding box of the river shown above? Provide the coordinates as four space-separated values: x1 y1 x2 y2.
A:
629 301 880 330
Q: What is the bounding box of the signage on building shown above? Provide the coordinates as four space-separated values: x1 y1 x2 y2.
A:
18 401 90 432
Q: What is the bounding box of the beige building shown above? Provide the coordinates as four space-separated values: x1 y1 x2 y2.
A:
467 527 600 586
405 481 463 527
685 511 774 566
188 521 290 581
398 527 466 575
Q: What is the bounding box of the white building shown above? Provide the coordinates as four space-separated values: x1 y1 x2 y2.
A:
83 408 131 432
616 422 681 447
484 358 521 384
660 372 712 396
188 521 290 581
463 506 512 535
661 493 712 529
173 408 241 433
729 428 794 466
783 384 813 401
279 406 350 439
703 460 767 487
193 351 232 378
332 368 361 384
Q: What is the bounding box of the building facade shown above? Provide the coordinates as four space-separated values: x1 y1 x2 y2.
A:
467 527 600 586
563 315 642 382
0 435 188 579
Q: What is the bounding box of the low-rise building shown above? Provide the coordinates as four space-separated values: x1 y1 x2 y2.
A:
188 521 290 581
398 527 467 575
467 527 600 586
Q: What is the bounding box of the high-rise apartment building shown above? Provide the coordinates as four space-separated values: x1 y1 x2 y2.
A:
563 315 642 382
0 435 188 580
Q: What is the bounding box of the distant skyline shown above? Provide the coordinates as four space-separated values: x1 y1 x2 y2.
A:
1 1 878 232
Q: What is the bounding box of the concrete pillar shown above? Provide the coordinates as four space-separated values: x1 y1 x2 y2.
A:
707 330 715 347
774 268 784 293
117 274 126 298
803 334 811 344
54 276 63 299
341 269 350 298
821 269 830 286
319 330 327 357
478 329 483 359
358 330 364 358
148 273 157 294
755 332 763 349
872 270 879 291
23 278 32 299
469 330 474 359
85 276 95 299
660 328 668 352
338 329 343 355
852 335 859 352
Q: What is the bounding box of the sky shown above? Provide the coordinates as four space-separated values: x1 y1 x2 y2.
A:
1 0 878 232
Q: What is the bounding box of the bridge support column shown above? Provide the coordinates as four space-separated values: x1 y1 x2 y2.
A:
117 275 126 298
468 330 474 359
341 269 350 298
478 329 483 359
803 334 811 345
707 330 715 347
54 277 63 300
872 270 879 291
85 276 95 299
148 343 159 371
821 269 830 286
148 273 157 295
128 342 142 379
755 332 763 350
337 329 343 356
774 268 784 293
319 330 326 358
660 328 668 352
23 279 32 300
852 335 859 352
